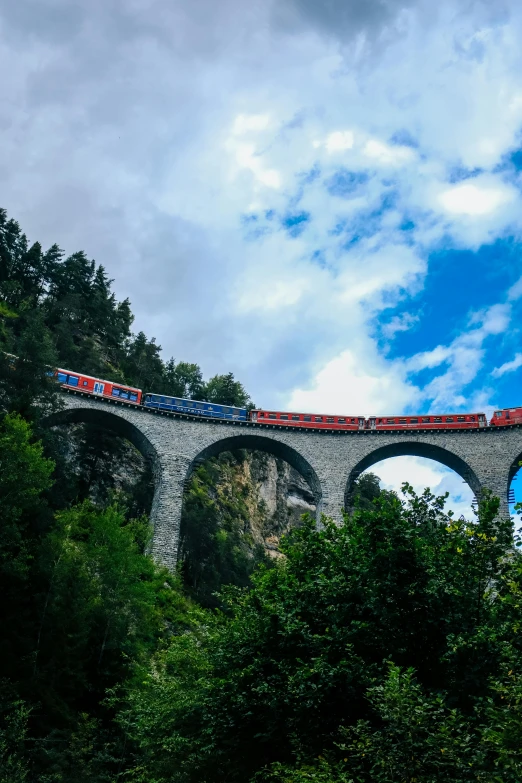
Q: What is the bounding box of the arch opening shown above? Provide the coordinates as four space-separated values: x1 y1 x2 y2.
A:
180 434 321 607
345 442 481 517
42 406 159 516
188 433 322 503
508 452 522 516
43 406 160 467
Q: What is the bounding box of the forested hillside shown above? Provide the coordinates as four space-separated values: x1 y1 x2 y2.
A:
1 207 522 782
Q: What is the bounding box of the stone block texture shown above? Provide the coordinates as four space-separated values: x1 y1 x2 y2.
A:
46 393 522 572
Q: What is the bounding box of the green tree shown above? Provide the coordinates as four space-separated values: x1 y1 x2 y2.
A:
121 331 164 390
204 371 250 407
163 358 204 399
120 486 522 783
0 310 59 422
348 471 397 510
179 452 268 608
0 414 54 584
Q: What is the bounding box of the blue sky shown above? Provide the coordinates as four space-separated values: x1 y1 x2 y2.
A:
2 0 522 514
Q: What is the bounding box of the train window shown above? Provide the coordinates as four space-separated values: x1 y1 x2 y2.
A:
422 417 430 422
386 418 395 424
120 390 130 399
434 417 442 422
314 416 323 422
326 417 334 423
457 416 465 422
269 413 277 419
196 403 203 409
304 415 311 421
410 418 418 423
469 416 475 420
446 417 454 422
82 380 88 387
112 388 120 396
280 414 288 420
233 408 240 415
399 418 407 424
338 418 346 423
67 375 79 386
57 372 67 383
130 393 138 401
351 418 355 423
292 415 300 421
259 412 265 417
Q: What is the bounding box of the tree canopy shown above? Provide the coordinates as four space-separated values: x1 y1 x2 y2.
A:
117 486 522 782
0 207 250 410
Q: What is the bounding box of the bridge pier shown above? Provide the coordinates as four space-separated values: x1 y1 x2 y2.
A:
149 454 192 571
317 474 347 524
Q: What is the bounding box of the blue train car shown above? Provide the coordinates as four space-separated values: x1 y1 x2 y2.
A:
143 393 247 421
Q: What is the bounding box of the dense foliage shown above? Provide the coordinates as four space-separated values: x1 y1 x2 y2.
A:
113 487 522 783
1 207 522 781
179 451 271 608
0 207 250 412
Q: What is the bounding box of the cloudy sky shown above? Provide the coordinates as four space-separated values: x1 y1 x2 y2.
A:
2 0 522 514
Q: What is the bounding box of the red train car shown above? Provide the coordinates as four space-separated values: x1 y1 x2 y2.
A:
56 367 142 404
251 409 364 430
367 413 486 430
490 407 522 426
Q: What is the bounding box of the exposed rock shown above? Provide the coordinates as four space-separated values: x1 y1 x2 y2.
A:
243 451 316 558
51 423 315 559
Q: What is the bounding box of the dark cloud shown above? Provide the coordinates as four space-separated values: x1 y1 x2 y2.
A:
272 0 417 42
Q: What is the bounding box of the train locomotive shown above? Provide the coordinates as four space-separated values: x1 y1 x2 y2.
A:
54 365 522 431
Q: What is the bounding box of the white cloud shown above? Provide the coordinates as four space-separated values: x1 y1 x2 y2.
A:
368 456 475 518
230 142 282 189
492 352 522 377
381 312 419 340
508 276 522 301
363 139 415 166
325 130 355 152
287 348 418 416
238 277 309 311
408 303 512 410
438 181 515 216
232 113 272 134
407 345 452 373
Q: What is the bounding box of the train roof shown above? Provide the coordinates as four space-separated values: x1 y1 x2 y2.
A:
253 409 365 417
146 392 247 410
57 368 142 393
370 412 485 417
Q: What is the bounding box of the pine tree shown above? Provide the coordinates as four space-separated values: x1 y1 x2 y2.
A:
204 372 250 407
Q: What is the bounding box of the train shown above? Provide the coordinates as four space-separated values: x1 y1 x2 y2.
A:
53 364 522 431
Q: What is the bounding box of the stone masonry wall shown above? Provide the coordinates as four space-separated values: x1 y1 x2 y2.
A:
46 393 522 571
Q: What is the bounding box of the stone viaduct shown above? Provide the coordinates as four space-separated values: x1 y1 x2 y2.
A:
45 392 522 571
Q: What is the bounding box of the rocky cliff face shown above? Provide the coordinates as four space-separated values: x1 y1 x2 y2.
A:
52 424 314 561
247 451 316 558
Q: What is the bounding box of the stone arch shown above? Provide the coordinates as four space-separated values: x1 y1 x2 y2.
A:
188 433 322 506
42 404 161 493
344 440 482 509
507 449 522 503
43 405 160 466
508 451 522 489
